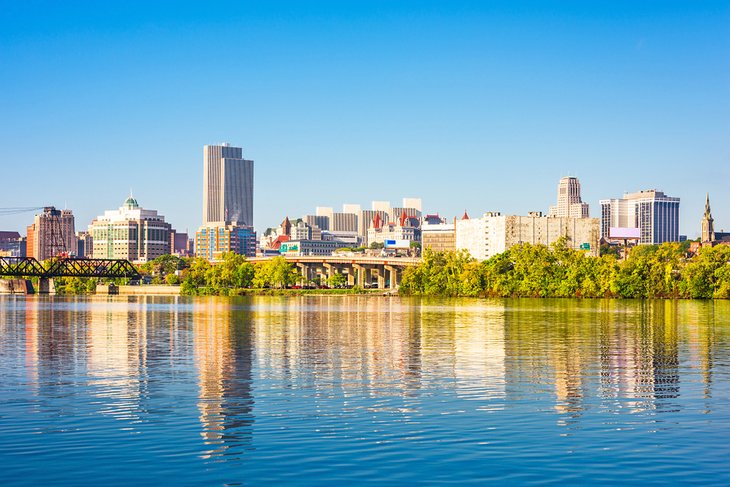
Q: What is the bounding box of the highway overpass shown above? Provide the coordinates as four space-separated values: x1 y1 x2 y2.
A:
248 255 421 289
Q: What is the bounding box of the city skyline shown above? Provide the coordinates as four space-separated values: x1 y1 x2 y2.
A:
1 2 728 237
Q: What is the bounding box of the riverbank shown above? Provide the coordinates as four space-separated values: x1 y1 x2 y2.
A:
94 284 389 297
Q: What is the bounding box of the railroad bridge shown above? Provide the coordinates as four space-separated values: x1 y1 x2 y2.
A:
249 255 420 289
0 257 140 293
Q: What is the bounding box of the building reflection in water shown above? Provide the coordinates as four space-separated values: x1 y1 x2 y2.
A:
22 297 87 402
415 300 506 404
252 296 423 405
86 296 187 426
251 296 506 416
193 298 254 460
596 300 682 415
501 299 691 427
5 294 725 455
17 295 189 431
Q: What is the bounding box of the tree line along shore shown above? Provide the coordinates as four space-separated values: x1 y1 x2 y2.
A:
399 238 730 299
14 238 730 299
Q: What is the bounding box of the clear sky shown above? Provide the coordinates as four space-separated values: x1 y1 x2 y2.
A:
1 1 728 237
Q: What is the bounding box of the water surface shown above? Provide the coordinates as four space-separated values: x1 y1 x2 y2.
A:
1 295 729 485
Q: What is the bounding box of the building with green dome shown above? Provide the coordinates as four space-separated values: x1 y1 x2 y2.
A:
88 194 173 262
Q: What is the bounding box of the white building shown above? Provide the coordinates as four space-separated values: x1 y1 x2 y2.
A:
549 177 589 218
89 196 172 262
456 213 507 261
367 212 420 246
456 212 600 261
290 220 322 241
599 190 680 244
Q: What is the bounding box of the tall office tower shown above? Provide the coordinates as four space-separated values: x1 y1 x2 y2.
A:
701 193 715 243
599 190 680 244
549 177 589 218
304 215 330 231
315 207 334 230
202 143 254 226
330 213 358 232
402 198 422 212
26 207 77 260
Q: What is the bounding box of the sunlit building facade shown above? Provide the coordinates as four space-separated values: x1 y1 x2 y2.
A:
88 196 172 262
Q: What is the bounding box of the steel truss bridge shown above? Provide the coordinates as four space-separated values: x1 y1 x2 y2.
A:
0 257 140 279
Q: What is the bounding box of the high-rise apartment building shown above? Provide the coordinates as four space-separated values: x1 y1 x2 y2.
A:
88 196 172 262
549 177 589 218
26 207 77 260
600 190 680 244
202 143 254 226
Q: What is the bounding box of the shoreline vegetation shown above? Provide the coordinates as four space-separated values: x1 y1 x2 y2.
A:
400 238 730 299
10 238 730 299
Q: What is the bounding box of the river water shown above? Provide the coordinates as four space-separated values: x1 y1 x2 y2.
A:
0 295 728 485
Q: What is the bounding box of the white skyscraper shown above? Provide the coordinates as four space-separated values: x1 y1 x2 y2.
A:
549 177 589 218
202 143 254 226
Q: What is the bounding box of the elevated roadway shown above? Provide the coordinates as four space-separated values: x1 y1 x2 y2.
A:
248 255 421 289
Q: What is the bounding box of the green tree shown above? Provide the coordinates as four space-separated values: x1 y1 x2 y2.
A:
253 256 298 288
328 272 347 288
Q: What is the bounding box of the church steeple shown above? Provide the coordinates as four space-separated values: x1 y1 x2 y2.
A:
701 193 715 243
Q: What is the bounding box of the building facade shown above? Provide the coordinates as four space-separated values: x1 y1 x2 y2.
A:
89 196 172 262
202 143 254 227
456 212 600 261
76 231 93 258
279 240 350 256
421 216 456 253
0 231 25 257
600 190 680 244
549 176 589 218
26 207 77 261
367 212 420 246
195 224 257 260
456 213 507 261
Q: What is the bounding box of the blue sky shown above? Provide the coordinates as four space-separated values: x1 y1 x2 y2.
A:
1 1 728 237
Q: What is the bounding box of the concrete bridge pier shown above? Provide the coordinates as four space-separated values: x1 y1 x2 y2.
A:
353 264 365 287
323 263 335 282
384 265 399 289
373 266 385 289
38 277 56 294
345 265 355 286
297 263 310 285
